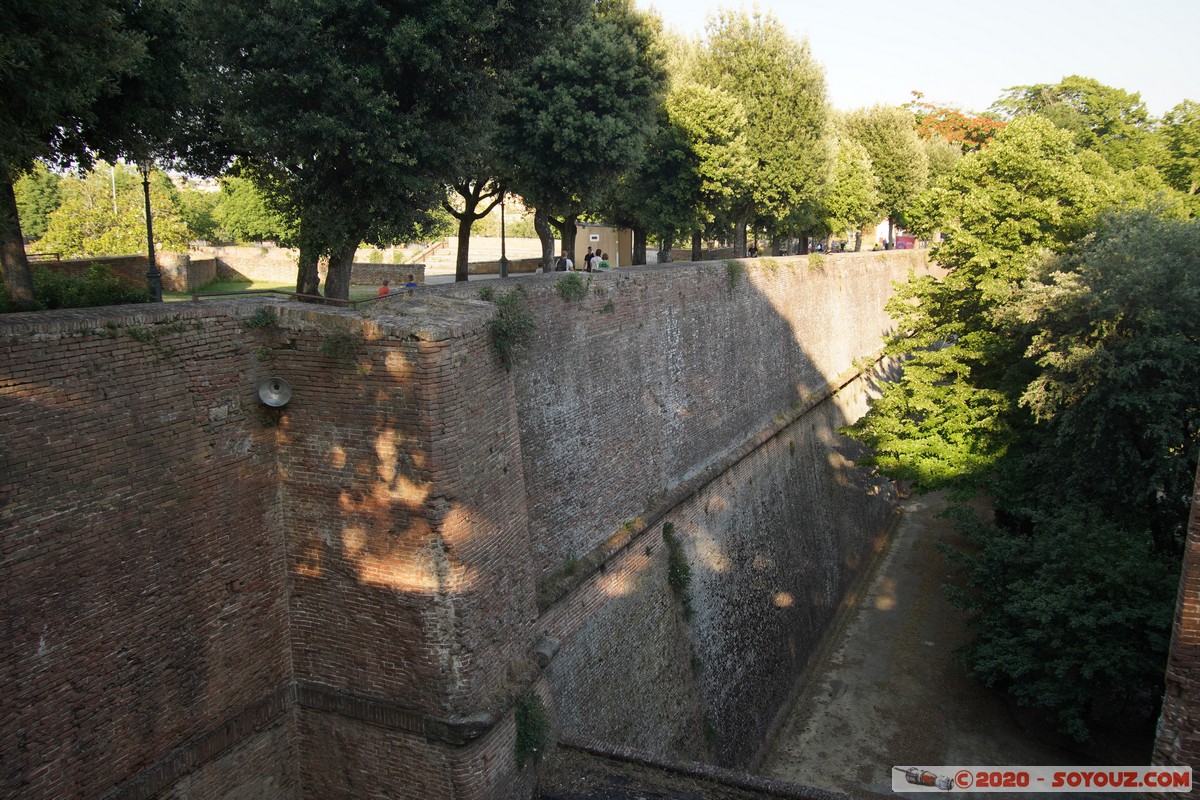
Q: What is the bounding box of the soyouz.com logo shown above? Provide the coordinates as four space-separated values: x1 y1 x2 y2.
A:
892 766 1192 793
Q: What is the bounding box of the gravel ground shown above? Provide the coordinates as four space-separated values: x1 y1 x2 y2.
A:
759 491 1152 799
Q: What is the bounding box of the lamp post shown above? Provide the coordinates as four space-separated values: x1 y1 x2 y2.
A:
498 195 509 279
139 160 162 302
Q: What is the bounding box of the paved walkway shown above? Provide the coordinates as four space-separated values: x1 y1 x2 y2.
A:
759 491 1150 799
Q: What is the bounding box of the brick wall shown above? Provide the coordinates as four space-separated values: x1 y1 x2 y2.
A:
434 251 930 768
434 250 930 583
2 249 937 798
0 304 294 799
1153 463 1200 795
34 253 211 292
200 245 426 286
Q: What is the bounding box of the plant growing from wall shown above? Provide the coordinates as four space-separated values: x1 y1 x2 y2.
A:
554 271 588 302
662 522 693 619
515 691 550 769
724 259 744 290
244 306 278 329
488 286 536 371
319 330 362 365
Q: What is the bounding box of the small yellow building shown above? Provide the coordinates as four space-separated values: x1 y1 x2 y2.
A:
574 222 633 269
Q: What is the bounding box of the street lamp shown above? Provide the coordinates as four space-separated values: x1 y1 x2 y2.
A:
139 159 162 302
498 194 509 279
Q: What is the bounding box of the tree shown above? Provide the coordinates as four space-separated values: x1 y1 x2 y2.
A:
907 92 1005 152
693 9 831 255
953 211 1200 741
175 181 220 243
605 81 752 263
444 179 504 282
0 0 148 304
844 106 928 245
847 116 1112 489
497 0 667 269
823 139 879 250
14 163 62 243
1160 99 1200 199
213 176 293 245
191 0 556 298
992 75 1155 171
39 163 190 258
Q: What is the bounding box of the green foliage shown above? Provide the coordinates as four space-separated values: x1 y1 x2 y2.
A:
244 306 279 329
662 522 693 619
488 287 536 371
951 504 1177 742
554 272 588 302
824 138 880 239
807 253 825 271
191 0 556 298
319 331 362 365
515 692 550 769
844 106 928 233
724 259 744 289
1160 99 1200 198
176 183 221 242
992 75 1155 171
14 163 62 242
213 176 293 244
847 131 1198 740
496 0 667 258
39 163 191 257
0 264 149 313
693 9 832 232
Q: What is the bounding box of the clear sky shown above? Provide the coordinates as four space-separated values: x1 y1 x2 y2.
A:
635 0 1200 117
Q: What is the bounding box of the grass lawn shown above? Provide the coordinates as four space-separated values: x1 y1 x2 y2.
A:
166 280 380 302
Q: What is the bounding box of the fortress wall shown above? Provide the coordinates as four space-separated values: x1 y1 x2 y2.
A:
0 305 295 799
434 250 927 585
266 297 539 798
537 370 895 768
432 251 928 767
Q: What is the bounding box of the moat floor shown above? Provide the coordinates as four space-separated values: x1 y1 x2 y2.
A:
759 490 1153 800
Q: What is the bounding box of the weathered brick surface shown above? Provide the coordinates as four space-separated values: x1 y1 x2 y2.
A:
1153 464 1200 794
2 250 939 799
435 251 929 583
274 298 538 721
0 304 292 799
436 251 927 769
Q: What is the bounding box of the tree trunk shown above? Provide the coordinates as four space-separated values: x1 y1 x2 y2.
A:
455 212 474 283
633 227 648 265
534 207 554 270
561 212 578 261
323 240 356 300
854 230 863 252
770 234 783 257
0 163 36 307
691 229 702 262
887 216 895 248
656 231 672 265
296 248 321 297
735 216 748 258
798 233 810 255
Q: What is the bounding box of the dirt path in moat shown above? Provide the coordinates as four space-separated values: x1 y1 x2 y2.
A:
759 491 1152 800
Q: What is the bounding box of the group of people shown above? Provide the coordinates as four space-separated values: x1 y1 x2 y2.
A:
555 246 611 272
377 274 419 296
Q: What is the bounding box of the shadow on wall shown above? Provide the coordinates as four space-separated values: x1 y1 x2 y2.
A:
429 251 928 770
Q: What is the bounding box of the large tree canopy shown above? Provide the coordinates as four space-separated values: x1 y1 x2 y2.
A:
692 9 831 252
497 0 666 268
190 0 556 298
844 106 928 243
992 75 1155 171
0 0 149 304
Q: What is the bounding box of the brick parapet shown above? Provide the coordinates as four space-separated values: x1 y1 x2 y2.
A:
1153 464 1200 794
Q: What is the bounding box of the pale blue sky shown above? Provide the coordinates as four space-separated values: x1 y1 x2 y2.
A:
635 0 1199 117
